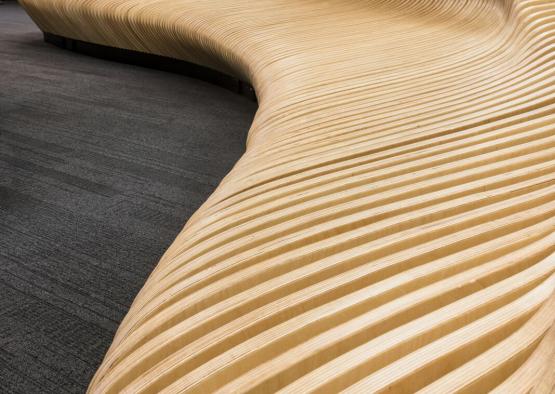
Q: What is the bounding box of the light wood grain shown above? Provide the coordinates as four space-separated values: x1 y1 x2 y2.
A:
18 0 555 392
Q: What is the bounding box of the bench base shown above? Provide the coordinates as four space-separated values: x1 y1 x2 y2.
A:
43 32 257 102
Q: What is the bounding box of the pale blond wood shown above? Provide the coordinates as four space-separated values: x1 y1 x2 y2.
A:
17 0 555 392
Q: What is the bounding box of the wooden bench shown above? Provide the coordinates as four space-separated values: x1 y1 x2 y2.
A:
19 0 555 392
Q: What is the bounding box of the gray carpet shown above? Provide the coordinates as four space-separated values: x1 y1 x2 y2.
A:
0 2 256 392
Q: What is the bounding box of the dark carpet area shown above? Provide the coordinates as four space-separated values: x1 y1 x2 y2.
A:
0 2 256 392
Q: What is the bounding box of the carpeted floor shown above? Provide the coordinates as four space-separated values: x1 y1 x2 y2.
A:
0 2 256 392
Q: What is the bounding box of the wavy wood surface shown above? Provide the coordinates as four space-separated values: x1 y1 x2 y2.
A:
18 0 555 392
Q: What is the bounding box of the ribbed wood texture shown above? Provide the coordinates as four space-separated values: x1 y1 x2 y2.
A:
18 0 555 392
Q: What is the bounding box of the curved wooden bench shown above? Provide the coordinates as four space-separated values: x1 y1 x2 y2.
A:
19 0 555 392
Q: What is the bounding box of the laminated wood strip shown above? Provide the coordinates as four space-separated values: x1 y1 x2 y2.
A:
17 0 555 392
